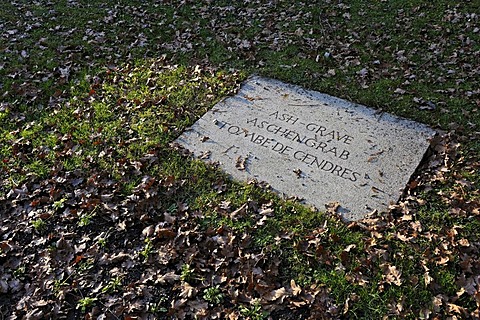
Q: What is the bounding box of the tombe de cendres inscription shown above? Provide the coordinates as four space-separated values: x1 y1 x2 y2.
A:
175 76 436 221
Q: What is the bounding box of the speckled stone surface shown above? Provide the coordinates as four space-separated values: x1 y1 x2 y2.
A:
175 76 436 221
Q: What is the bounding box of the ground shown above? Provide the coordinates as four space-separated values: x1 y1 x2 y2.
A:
0 1 479 319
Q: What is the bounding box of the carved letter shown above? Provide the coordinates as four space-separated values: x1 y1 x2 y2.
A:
320 160 334 171
269 111 279 119
272 142 285 152
218 121 231 129
331 164 343 176
261 137 273 148
259 121 268 129
227 125 241 135
325 147 338 157
280 129 295 140
244 132 255 140
306 123 318 132
267 124 282 134
294 150 306 160
342 135 354 145
294 133 308 144
284 114 298 125
312 157 324 168
323 130 335 140
304 138 317 148
350 171 360 182
278 128 290 137
316 126 327 135
339 150 350 160
279 145 293 155
252 134 266 145
340 168 352 179
315 142 327 152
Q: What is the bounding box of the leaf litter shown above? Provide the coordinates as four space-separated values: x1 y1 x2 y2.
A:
0 0 479 319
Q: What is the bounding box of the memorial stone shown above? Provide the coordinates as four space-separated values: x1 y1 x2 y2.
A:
175 76 436 221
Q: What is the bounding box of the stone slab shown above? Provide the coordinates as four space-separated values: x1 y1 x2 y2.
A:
175 76 436 221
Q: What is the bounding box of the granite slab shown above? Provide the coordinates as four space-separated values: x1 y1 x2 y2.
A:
175 76 436 221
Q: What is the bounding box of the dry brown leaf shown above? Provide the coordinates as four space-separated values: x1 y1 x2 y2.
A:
157 272 180 285
230 203 247 219
447 303 467 315
155 227 176 239
179 283 197 298
142 225 155 237
290 279 302 296
235 156 246 170
382 264 402 286
264 287 288 303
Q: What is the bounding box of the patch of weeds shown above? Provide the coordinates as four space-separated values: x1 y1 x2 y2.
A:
53 277 71 295
140 237 154 261
198 212 222 231
351 286 390 318
101 276 123 294
148 294 169 315
53 198 67 211
78 212 94 227
121 178 141 196
76 296 97 313
313 269 351 300
78 207 98 227
203 285 224 305
13 265 26 279
26 160 49 179
180 264 195 283
62 157 84 172
31 219 46 233
281 248 315 287
252 226 277 248
420 208 453 232
95 229 112 248
167 203 178 214
97 237 107 248
434 269 457 296
463 218 480 240
77 258 95 274
225 217 255 233
0 108 9 123
180 264 204 283
239 300 268 320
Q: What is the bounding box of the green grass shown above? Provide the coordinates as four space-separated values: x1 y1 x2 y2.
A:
1 0 479 318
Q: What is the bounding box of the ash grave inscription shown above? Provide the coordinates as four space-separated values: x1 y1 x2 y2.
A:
175 76 436 221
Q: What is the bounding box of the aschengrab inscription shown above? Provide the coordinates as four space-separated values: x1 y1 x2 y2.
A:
175 76 436 221
222 112 359 182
